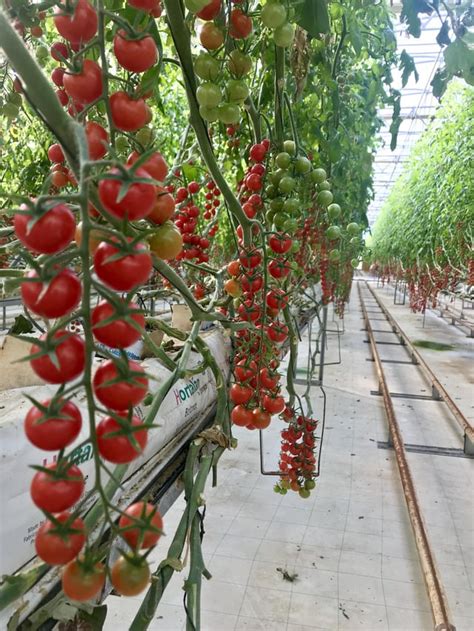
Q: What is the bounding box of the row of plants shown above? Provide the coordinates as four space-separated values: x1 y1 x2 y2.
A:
0 1 405 629
371 80 474 313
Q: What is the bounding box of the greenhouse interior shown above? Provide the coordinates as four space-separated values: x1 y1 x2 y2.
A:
0 1 473 630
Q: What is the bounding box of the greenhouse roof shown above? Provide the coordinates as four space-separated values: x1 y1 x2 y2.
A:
367 6 444 228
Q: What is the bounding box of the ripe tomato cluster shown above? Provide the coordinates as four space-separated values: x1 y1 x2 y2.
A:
275 412 318 498
8 0 180 603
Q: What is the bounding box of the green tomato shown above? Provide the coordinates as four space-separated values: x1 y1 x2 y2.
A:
304 479 316 490
266 209 277 223
318 180 331 191
273 212 289 229
275 152 291 169
350 236 361 246
351 258 359 269
270 198 284 212
217 102 241 124
327 203 341 221
326 225 341 240
295 156 311 174
283 139 296 155
283 198 299 213
290 239 300 253
261 2 287 29
283 218 298 232
196 82 223 108
346 222 360 236
317 190 333 206
135 126 154 146
311 167 327 184
194 53 220 81
226 79 249 104
274 22 295 48
36 45 49 59
329 249 341 262
299 488 311 499
265 184 277 198
115 135 129 153
199 105 219 122
227 50 252 78
278 176 296 194
270 168 287 186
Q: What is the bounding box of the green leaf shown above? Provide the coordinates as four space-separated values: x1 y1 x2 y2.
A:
296 0 330 37
399 50 419 87
430 67 449 98
444 37 474 86
400 0 434 38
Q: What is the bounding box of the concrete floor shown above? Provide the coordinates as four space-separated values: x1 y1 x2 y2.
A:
104 283 473 630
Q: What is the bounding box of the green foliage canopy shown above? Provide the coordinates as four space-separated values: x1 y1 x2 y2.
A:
371 81 474 272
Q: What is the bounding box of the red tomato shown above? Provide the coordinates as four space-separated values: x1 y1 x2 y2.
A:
231 405 253 427
241 275 263 294
25 399 82 451
127 150 168 182
92 300 144 348
14 203 76 254
249 143 267 162
230 383 253 405
54 0 98 45
21 268 81 319
267 321 289 343
85 121 108 160
110 92 149 131
31 463 85 513
259 367 280 390
93 359 148 410
114 30 157 73
268 258 290 279
148 187 175 224
35 512 86 565
62 559 105 602
98 167 156 220
51 42 68 62
119 502 163 549
30 330 85 384
96 414 148 463
239 249 262 269
197 0 221 20
227 260 241 277
110 557 150 597
127 0 158 10
93 240 152 291
48 143 65 163
63 60 103 105
234 359 257 382
252 407 271 429
266 289 288 310
269 233 292 254
230 9 253 39
237 300 261 322
262 393 285 414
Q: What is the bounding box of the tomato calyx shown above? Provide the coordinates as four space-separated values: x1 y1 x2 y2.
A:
118 501 163 549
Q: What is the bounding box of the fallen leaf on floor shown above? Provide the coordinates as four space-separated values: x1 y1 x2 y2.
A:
276 567 298 582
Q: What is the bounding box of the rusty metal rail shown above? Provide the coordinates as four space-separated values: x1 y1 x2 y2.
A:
365 281 474 454
358 283 456 631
